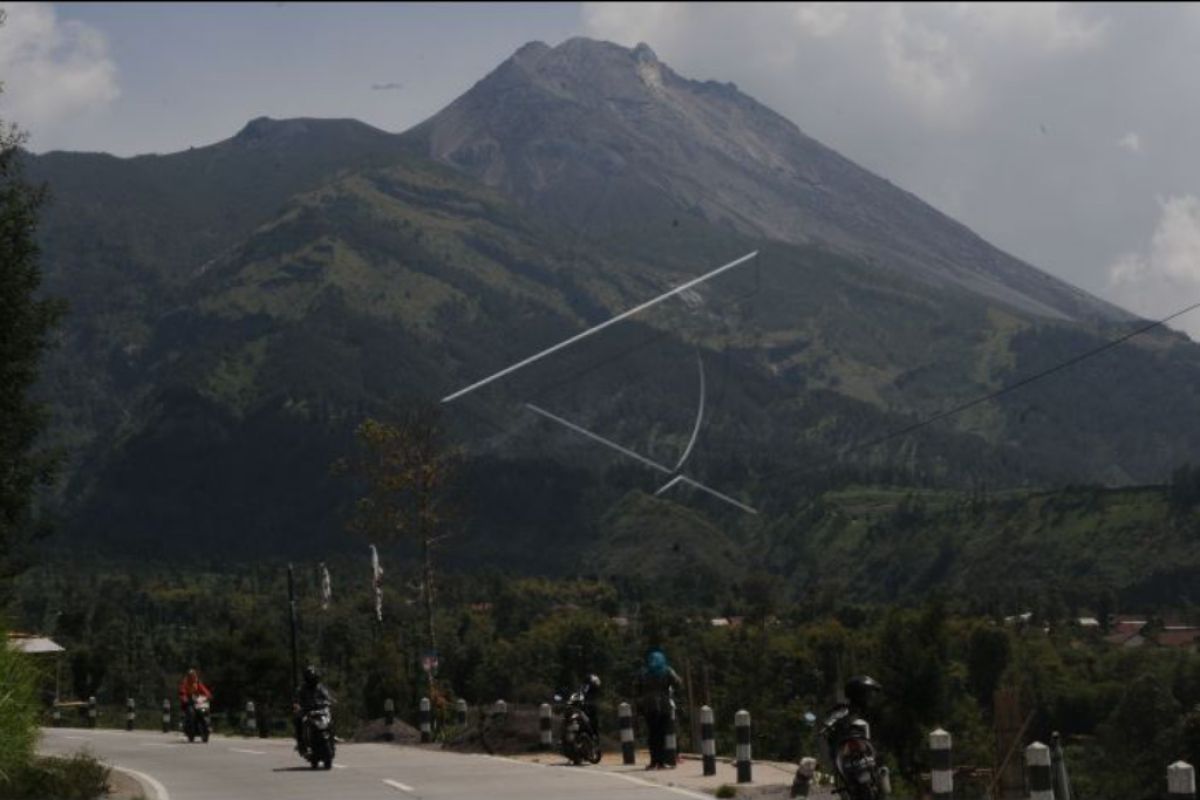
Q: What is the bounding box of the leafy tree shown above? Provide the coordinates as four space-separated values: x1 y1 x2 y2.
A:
0 29 64 599
0 627 38 786
966 625 1010 708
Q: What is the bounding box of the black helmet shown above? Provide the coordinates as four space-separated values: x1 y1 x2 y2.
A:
303 665 320 686
844 675 883 709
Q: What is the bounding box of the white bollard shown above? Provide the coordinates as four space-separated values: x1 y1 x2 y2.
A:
244 701 256 736
700 705 716 776
540 703 553 749
930 728 952 800
161 699 171 733
126 697 136 731
493 699 508 718
1169 762 1196 800
619 702 635 765
456 698 468 727
1026 742 1054 800
664 703 678 767
419 697 432 743
88 696 97 728
793 757 818 799
736 709 752 784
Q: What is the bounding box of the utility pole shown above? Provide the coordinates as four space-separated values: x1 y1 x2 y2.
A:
287 564 299 692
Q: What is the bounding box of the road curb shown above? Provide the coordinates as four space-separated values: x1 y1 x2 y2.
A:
112 765 171 800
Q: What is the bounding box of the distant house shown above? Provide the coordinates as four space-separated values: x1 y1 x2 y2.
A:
1104 617 1148 646
6 632 65 655
1152 626 1200 649
1077 617 1101 628
1004 612 1033 625
710 617 745 628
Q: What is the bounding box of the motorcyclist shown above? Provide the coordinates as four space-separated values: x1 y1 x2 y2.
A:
637 650 682 770
293 665 333 754
178 668 212 715
818 676 884 783
581 673 602 736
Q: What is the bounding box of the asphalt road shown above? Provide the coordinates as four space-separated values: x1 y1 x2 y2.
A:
39 728 711 800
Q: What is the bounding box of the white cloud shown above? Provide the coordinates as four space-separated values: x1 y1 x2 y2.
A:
793 2 850 38
949 3 1108 54
0 3 119 139
1118 131 1142 154
1109 195 1200 336
581 3 1112 131
880 5 973 125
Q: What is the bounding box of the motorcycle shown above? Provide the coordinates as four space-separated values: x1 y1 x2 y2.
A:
299 704 336 770
553 678 602 766
184 694 211 743
818 677 889 800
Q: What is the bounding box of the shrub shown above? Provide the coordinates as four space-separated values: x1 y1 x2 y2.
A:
0 630 38 786
0 754 112 800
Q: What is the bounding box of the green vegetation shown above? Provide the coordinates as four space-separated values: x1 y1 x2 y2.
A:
0 99 63 597
0 628 39 786
0 753 112 800
12 548 1200 800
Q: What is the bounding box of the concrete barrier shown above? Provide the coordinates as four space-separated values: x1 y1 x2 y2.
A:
420 697 432 743
931 728 952 800
700 705 716 776
539 703 553 750
736 709 752 784
1169 762 1196 800
619 702 635 765
1026 742 1054 800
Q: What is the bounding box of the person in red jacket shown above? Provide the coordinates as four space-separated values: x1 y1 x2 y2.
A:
178 668 212 712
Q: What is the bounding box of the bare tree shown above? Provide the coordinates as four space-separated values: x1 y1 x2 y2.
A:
337 405 460 693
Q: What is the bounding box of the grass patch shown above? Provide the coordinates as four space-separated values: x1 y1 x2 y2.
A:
0 629 38 785
0 753 112 800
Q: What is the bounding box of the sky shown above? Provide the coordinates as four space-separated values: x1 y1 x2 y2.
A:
3 2 1200 333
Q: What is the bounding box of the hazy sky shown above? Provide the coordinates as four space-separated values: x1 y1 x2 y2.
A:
4 2 1200 333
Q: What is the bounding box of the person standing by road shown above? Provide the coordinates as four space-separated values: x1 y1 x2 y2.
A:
637 649 682 770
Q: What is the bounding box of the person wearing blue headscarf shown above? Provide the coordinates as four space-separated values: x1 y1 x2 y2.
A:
637 649 683 769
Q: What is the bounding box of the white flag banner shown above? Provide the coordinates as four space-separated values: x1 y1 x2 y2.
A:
370 545 384 622
320 563 332 611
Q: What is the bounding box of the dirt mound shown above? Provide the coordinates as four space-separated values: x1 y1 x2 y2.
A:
353 718 423 744
442 706 544 755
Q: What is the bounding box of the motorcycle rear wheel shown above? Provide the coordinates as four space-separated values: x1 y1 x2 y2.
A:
582 733 601 764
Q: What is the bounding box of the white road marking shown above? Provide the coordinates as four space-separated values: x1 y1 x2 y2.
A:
229 747 266 755
114 765 171 800
442 251 759 402
332 763 348 769
64 735 87 741
384 778 415 792
603 770 712 799
141 742 174 748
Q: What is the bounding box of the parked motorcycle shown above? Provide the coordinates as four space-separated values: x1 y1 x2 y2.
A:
818 676 889 800
299 704 336 770
184 694 211 743
553 675 602 766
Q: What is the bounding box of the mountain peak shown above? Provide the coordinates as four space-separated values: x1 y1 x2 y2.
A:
230 116 392 151
408 37 1129 323
235 116 312 144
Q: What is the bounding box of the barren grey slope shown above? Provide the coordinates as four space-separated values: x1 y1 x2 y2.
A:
406 37 1130 324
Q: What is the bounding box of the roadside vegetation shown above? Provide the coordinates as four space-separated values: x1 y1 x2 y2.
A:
12 560 1200 800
